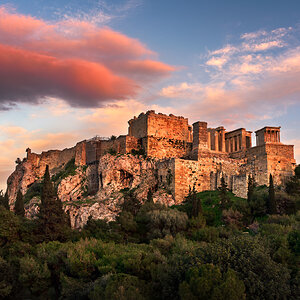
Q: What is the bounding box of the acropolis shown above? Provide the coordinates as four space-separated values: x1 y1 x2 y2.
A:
21 110 296 202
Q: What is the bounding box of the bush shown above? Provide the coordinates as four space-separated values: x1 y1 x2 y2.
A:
275 191 298 215
51 158 77 183
89 273 147 300
179 265 245 300
137 207 188 240
24 182 42 203
192 227 219 243
0 257 13 298
197 235 291 299
18 256 51 295
222 208 243 229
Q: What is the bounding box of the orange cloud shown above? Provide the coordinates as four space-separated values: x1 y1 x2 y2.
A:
0 7 174 109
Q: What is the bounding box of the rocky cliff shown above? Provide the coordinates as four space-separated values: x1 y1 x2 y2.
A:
7 148 175 228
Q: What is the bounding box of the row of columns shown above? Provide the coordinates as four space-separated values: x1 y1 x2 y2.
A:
226 135 241 152
265 130 280 143
208 130 226 152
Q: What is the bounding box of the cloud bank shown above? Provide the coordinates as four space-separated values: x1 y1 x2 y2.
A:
0 7 174 109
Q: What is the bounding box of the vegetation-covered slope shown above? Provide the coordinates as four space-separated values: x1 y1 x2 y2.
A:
0 166 299 299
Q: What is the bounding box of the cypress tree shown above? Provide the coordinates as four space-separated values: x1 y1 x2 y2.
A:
191 196 203 218
247 175 256 219
0 191 9 210
247 176 255 203
38 165 70 241
219 177 231 209
268 174 277 214
14 190 25 217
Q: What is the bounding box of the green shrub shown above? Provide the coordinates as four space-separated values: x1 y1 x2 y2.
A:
179 265 245 300
51 158 77 183
24 182 42 203
192 227 219 243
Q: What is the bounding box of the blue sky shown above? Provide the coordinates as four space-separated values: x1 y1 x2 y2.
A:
1 0 300 190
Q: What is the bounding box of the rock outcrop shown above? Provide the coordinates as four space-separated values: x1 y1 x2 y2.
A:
10 153 175 228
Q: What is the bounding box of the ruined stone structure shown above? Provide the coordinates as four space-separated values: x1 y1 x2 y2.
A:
111 110 295 201
7 110 297 210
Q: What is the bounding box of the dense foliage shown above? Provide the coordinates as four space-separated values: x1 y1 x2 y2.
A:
0 166 299 299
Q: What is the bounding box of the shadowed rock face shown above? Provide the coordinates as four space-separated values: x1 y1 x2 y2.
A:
6 141 86 205
13 153 174 228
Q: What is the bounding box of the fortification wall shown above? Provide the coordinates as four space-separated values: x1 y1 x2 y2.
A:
99 136 127 156
146 136 192 159
7 142 85 204
86 164 99 195
245 144 295 187
128 112 148 138
86 141 101 164
266 144 296 185
147 112 190 141
74 142 87 166
27 143 83 176
128 111 191 141
172 155 245 202
99 136 139 157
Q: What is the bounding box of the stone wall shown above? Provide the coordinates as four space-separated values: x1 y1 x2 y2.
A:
128 112 148 138
86 140 101 164
147 111 190 141
171 154 252 202
146 136 192 159
86 164 99 195
128 110 191 142
7 142 85 204
266 144 296 185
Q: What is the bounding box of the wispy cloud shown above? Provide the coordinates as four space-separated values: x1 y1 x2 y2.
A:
42 0 142 26
160 26 300 127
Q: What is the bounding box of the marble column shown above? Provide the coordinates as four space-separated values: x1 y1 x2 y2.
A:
215 132 219 151
207 132 211 150
236 135 240 151
221 131 226 152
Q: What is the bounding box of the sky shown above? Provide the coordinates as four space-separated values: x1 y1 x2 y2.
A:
1 0 300 191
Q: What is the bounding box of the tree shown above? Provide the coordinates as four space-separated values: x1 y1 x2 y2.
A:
0 191 9 210
249 186 268 220
247 175 255 203
179 265 246 300
186 185 203 218
218 177 231 209
267 174 277 214
121 189 141 216
38 165 70 241
14 190 25 217
294 165 300 179
286 165 300 196
136 206 188 240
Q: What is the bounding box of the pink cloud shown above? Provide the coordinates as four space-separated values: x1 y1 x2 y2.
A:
0 7 174 109
0 44 138 107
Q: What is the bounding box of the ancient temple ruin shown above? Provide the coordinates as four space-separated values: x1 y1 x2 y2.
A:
23 110 296 202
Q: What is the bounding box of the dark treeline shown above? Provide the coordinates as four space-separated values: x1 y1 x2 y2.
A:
0 166 299 299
